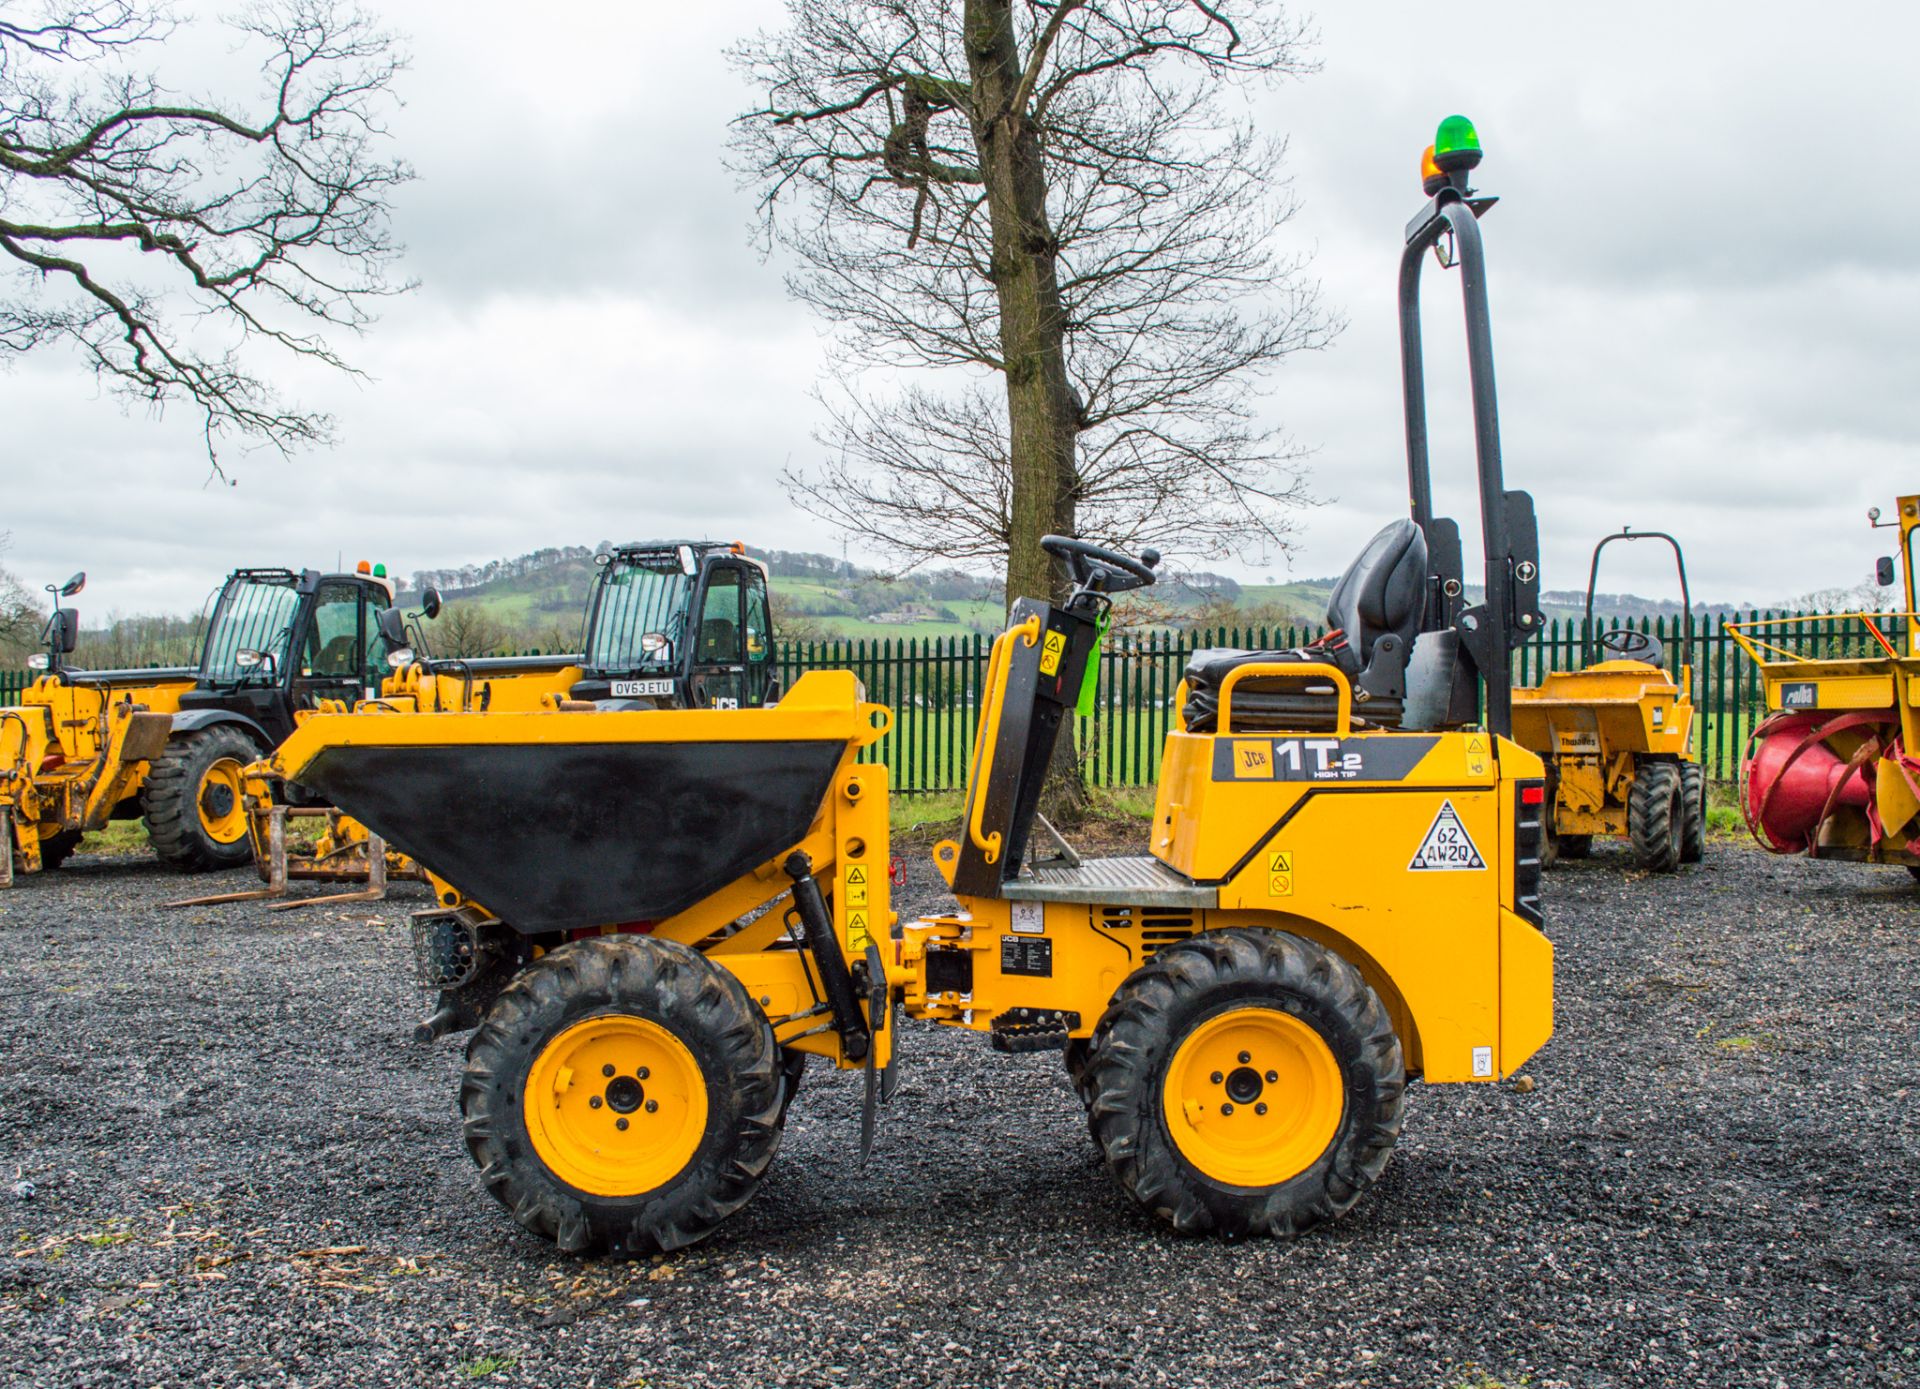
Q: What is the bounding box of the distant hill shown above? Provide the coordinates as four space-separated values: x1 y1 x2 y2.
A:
397 542 1746 649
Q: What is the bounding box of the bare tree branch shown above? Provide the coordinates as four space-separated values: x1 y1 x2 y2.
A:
0 0 413 476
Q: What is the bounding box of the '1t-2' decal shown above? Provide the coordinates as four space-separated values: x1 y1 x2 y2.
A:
1213 736 1438 784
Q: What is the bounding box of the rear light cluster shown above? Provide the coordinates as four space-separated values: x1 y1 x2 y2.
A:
1512 778 1545 928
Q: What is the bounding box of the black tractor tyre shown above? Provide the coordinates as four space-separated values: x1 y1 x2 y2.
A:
1679 761 1707 865
1083 927 1404 1239
36 829 84 872
1556 834 1594 860
141 726 260 872
1628 761 1684 873
461 936 783 1256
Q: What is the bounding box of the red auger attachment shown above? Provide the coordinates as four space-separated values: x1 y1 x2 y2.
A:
1743 709 1920 862
1742 712 1878 852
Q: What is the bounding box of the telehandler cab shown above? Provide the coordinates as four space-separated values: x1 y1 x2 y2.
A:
0 562 401 882
255 117 1553 1253
1730 492 1919 876
1513 529 1705 869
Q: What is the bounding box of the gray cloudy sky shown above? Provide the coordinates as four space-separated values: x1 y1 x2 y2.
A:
2 2 1912 617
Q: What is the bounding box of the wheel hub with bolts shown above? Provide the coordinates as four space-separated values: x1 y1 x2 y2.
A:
523 1014 706 1198
1163 1005 1345 1187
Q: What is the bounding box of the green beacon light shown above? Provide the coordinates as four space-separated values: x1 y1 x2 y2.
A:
1432 114 1482 174
373 562 388 579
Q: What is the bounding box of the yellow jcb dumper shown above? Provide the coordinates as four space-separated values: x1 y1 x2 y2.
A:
255 116 1554 1253
1512 529 1705 870
1730 493 1919 877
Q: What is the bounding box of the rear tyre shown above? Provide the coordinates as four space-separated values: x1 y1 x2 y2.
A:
1679 762 1707 865
461 936 782 1255
1084 927 1404 1238
1556 834 1593 860
36 829 83 871
141 726 259 871
1628 761 1683 873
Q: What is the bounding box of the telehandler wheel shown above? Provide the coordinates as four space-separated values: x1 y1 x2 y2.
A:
1554 833 1593 861
1628 761 1683 873
1084 928 1404 1238
141 726 260 871
460 936 783 1256
37 830 83 872
1679 762 1707 865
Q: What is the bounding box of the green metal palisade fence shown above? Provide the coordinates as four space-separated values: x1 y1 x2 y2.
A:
778 610 1903 792
4 610 1899 793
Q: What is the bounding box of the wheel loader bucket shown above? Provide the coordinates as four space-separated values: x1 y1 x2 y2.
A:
262 671 889 933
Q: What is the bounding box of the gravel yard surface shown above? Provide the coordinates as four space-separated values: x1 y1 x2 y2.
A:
0 837 1914 1388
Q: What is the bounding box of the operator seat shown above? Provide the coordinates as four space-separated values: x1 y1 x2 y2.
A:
1183 519 1428 733
698 618 737 662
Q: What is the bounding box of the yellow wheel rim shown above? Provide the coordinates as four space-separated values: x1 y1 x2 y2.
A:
197 757 247 844
1163 1006 1344 1188
523 1014 708 1198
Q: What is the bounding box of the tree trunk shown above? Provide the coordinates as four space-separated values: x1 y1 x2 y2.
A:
965 0 1090 817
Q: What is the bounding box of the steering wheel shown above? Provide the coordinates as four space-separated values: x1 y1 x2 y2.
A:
1598 628 1664 665
1040 535 1160 595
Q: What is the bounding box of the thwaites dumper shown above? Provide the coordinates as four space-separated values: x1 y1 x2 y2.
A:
258 118 1554 1253
210 542 781 905
1729 493 1920 876
0 564 401 883
1512 530 1706 869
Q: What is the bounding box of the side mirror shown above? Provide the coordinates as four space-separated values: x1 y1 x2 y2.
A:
377 607 408 645
1877 556 1897 588
53 609 79 654
421 587 443 620
60 572 85 598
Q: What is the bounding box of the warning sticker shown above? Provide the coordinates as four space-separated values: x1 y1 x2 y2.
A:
1464 733 1489 778
1039 630 1066 676
844 864 868 910
847 910 871 952
1010 902 1045 935
1266 850 1294 897
1408 800 1486 871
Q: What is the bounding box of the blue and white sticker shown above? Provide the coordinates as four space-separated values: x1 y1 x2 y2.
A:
1409 800 1486 871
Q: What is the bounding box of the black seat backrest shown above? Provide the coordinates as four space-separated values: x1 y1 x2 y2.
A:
699 618 737 662
1325 519 1427 664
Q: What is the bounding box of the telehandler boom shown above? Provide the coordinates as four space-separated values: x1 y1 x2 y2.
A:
255 118 1554 1253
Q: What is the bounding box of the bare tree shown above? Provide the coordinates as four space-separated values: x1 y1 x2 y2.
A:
0 0 412 474
0 535 44 663
732 1 1332 608
432 602 508 659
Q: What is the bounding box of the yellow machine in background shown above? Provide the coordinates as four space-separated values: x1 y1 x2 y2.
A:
1730 493 1919 876
1513 529 1704 870
253 117 1554 1254
2 564 401 883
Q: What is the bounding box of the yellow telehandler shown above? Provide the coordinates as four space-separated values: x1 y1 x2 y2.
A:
251 117 1554 1252
1 563 401 883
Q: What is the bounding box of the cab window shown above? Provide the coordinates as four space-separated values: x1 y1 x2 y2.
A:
363 591 396 683
304 582 362 677
744 579 770 664
697 570 743 664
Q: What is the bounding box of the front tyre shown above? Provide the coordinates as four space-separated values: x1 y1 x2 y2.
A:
1629 761 1683 873
141 726 259 871
461 937 781 1255
1679 762 1707 865
1085 928 1404 1238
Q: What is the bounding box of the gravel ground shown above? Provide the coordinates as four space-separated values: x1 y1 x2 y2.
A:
0 834 1914 1389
